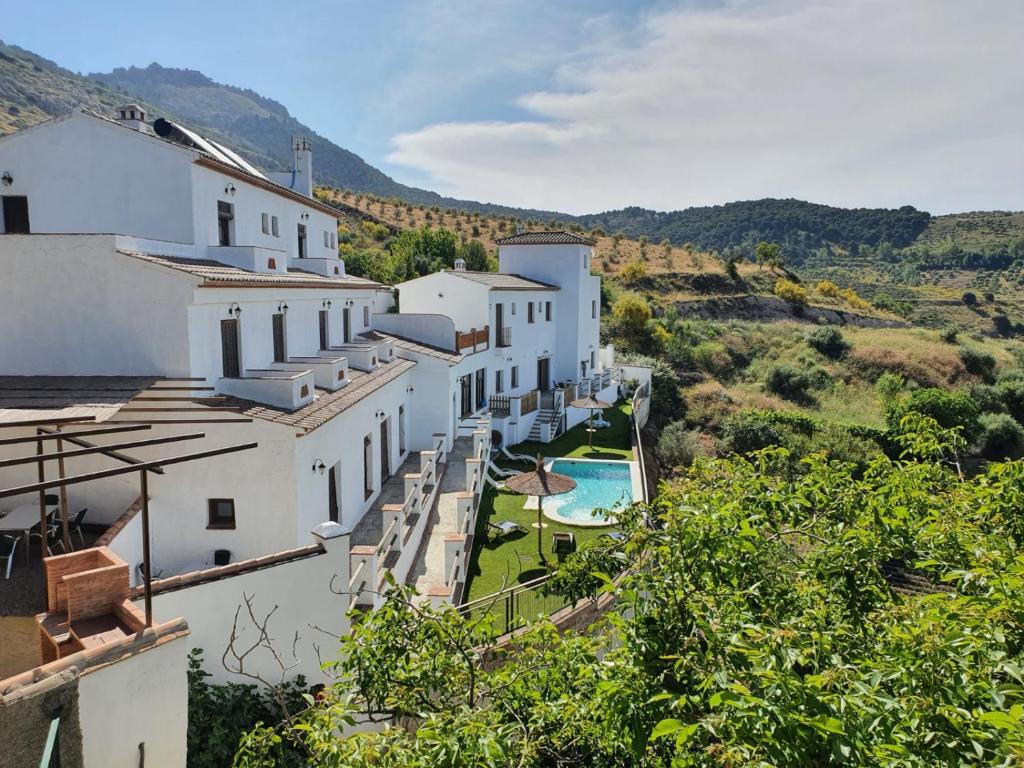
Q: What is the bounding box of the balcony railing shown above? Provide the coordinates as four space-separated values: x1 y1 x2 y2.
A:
496 326 512 347
519 389 539 415
489 394 511 418
455 325 490 352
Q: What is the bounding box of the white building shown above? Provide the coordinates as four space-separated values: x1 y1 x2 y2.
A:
391 232 616 444
0 104 629 732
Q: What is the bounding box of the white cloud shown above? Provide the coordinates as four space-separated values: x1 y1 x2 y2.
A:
387 0 1024 214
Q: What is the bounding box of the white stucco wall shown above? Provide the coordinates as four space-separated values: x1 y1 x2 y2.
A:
77 631 189 768
0 235 194 375
189 164 338 259
142 530 350 685
0 111 196 243
396 272 490 331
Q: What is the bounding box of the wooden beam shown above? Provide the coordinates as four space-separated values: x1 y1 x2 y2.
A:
0 433 207 468
109 419 253 425
0 441 259 499
0 415 97 429
0 424 150 447
37 425 166 476
117 407 242 413
144 386 216 392
132 396 227 402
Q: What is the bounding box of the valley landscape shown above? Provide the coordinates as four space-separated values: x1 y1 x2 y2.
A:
2 6 1024 764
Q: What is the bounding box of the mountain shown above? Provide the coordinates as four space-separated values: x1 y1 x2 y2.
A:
2 40 1021 265
0 41 567 219
577 199 934 262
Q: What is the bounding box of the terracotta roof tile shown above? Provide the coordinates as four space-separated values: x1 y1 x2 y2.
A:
448 271 558 291
225 358 416 432
360 330 463 364
494 231 596 246
119 251 381 290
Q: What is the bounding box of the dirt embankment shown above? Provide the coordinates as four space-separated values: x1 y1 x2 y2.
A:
673 294 910 328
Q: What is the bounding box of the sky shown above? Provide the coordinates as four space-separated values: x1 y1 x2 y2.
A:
2 0 1022 215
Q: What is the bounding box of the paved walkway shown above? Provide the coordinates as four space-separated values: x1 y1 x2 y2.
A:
406 437 477 597
351 452 420 548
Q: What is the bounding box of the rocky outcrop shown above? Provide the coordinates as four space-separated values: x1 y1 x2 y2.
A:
674 295 910 328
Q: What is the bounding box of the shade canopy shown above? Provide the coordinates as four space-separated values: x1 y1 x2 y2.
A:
505 457 576 498
570 395 612 411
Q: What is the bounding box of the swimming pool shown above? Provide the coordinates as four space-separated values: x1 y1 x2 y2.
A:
543 459 635 526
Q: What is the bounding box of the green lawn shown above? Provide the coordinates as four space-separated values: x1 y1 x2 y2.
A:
463 401 634 602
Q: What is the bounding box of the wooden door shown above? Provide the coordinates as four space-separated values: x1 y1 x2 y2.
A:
1 196 30 233
319 310 329 350
221 319 240 377
380 419 391 481
272 314 286 362
537 357 550 391
328 464 339 523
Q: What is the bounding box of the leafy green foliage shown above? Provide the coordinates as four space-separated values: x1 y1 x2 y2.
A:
236 419 1024 767
886 387 981 442
656 420 710 469
186 649 307 768
806 326 851 360
764 364 813 403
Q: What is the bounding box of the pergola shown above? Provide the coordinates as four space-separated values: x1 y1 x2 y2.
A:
0 378 258 625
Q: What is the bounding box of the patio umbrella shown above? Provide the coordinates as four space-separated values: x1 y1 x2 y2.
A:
570 395 613 449
505 455 576 564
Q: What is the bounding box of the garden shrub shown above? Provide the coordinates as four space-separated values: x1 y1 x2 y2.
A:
958 346 996 381
875 372 904 406
806 326 850 360
764 364 813 403
774 278 807 305
656 421 712 469
718 411 785 455
976 412 1024 459
886 387 981 442
814 280 840 298
691 341 733 378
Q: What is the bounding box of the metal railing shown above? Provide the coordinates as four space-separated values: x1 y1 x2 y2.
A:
459 573 571 636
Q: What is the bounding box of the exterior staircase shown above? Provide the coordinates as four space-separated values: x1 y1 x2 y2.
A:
526 388 565 442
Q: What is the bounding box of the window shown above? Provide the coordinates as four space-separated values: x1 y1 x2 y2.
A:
460 374 473 417
398 405 406 453
318 310 329 350
2 196 31 233
297 223 307 258
261 213 270 235
272 313 286 363
495 369 504 393
217 201 234 247
475 368 487 409
207 499 236 529
324 231 330 247
510 302 517 316
363 434 373 499
511 365 519 389
592 299 597 319
527 302 535 324
220 319 240 378
271 216 279 237
591 351 597 369
363 306 370 327
545 301 552 321
343 308 352 343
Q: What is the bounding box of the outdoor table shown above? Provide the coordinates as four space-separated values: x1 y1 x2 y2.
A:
0 504 56 564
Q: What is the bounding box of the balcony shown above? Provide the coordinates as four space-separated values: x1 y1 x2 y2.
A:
496 326 512 348
268 355 348 391
288 256 346 278
218 368 316 410
455 326 489 354
205 245 288 274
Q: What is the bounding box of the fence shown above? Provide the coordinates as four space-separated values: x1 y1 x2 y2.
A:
455 325 490 352
459 573 572 636
489 394 511 417
518 389 538 415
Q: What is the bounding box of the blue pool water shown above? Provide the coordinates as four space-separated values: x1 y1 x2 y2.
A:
545 459 633 524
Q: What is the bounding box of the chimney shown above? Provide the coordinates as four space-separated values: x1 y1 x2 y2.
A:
115 103 148 132
454 257 466 272
293 137 313 198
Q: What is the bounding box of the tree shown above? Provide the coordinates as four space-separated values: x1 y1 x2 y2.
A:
774 278 807 305
754 240 784 271
806 326 850 360
239 417 1024 767
611 293 651 335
